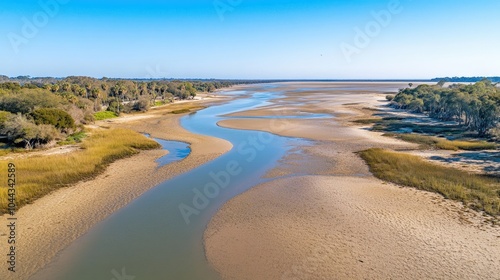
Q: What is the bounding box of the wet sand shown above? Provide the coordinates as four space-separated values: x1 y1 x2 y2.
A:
205 83 500 279
0 99 232 280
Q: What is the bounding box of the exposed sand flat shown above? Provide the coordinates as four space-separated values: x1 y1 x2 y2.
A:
110 107 232 156
205 176 500 280
219 118 406 144
205 83 500 280
0 102 232 280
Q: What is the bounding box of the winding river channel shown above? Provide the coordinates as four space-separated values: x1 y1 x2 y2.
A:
33 86 319 280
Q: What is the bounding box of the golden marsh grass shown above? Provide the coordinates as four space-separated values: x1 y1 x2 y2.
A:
0 128 160 214
359 148 500 216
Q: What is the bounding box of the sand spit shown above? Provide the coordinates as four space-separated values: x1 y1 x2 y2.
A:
205 83 500 280
0 101 232 280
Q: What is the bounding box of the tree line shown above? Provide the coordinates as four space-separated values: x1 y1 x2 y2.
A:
0 77 246 149
392 80 500 136
431 77 500 83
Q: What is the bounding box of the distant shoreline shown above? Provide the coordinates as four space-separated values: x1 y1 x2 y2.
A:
4 74 499 83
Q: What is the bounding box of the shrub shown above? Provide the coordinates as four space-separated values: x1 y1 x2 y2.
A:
0 111 13 127
83 112 95 124
0 89 66 114
122 103 134 114
134 97 150 112
0 82 21 91
31 108 76 132
107 100 124 115
1 115 60 149
58 131 87 145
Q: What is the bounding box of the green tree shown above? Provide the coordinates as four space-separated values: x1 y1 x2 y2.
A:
393 81 500 136
51 84 60 93
134 97 151 112
0 89 66 114
107 100 123 115
31 108 76 132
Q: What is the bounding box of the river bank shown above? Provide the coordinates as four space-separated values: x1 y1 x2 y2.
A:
0 97 232 280
29 84 299 280
205 82 500 279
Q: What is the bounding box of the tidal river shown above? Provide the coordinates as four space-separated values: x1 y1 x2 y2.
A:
32 85 316 280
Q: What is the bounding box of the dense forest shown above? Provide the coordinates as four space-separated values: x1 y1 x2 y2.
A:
392 80 500 136
0 76 248 149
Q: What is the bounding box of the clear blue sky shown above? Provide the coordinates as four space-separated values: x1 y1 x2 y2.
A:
1 0 499 79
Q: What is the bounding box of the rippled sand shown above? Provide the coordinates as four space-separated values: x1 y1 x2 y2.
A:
205 83 500 280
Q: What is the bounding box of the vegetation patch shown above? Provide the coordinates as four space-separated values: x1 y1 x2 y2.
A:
154 100 170 107
359 148 500 216
31 108 76 131
58 131 87 145
353 118 382 124
0 78 240 150
392 80 499 136
384 133 497 151
0 128 160 214
171 108 191 114
355 115 474 138
362 107 383 112
94 111 118 120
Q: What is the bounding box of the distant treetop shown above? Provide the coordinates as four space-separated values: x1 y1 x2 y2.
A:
431 77 500 83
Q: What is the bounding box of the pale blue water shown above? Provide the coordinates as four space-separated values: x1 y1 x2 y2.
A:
30 82 408 280
32 86 313 280
154 139 191 168
226 113 330 119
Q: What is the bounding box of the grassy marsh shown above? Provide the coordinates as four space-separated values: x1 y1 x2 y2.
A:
359 148 500 217
0 128 160 214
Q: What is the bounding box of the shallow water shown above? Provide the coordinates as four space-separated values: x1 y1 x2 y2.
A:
32 87 309 280
226 112 331 119
154 139 191 168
